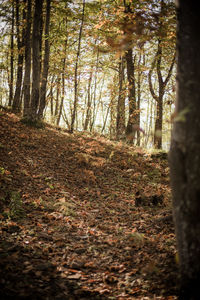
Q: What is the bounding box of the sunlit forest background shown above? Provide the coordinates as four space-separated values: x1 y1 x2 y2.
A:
0 0 176 150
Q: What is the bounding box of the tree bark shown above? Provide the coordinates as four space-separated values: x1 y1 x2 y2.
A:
54 76 61 124
71 0 85 133
125 49 136 143
90 47 100 132
23 0 32 118
116 55 126 139
84 69 93 130
12 0 25 113
8 0 14 107
169 1 200 299
38 0 51 120
149 39 175 149
30 0 43 121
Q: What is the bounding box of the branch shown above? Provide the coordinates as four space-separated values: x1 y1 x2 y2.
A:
163 51 176 88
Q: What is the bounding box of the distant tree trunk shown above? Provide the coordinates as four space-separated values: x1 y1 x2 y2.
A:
90 47 100 131
148 38 175 149
148 0 175 149
169 2 200 299
91 74 104 132
57 58 67 127
57 68 66 126
109 75 117 139
57 10 68 127
30 0 43 121
12 0 25 113
8 0 14 107
23 0 32 118
101 105 109 134
54 76 60 124
144 96 154 148
57 95 63 126
71 0 85 133
136 52 144 146
116 55 126 140
38 0 51 120
123 0 137 143
125 48 136 143
84 69 93 130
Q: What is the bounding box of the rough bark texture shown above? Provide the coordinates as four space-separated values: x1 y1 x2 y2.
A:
169 1 200 299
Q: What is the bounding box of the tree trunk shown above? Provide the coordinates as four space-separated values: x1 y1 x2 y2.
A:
49 76 54 122
116 55 126 140
12 0 25 113
90 48 100 132
169 1 200 299
30 0 43 121
101 105 109 134
153 91 163 149
84 69 93 130
148 38 175 149
125 49 136 143
71 0 85 133
136 52 144 146
23 0 32 118
38 0 51 120
109 75 117 139
8 0 14 107
54 76 61 124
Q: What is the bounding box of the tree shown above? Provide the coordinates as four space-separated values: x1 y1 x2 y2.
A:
71 0 85 133
12 0 26 112
116 55 126 139
29 0 43 121
169 1 200 299
148 39 175 149
8 0 14 107
23 0 32 118
38 0 51 119
148 0 176 149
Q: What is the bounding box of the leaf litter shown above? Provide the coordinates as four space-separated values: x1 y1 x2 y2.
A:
0 111 178 299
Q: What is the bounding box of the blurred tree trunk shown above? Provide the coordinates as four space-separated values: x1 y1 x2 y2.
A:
169 1 200 299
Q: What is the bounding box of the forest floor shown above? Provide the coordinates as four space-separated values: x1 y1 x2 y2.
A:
0 110 178 300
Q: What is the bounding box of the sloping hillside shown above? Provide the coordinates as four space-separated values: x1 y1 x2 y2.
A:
0 111 178 299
